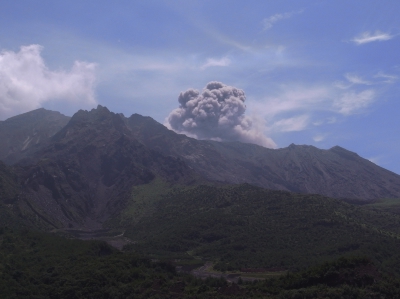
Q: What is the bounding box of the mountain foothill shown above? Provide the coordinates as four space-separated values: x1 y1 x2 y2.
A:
2 106 400 297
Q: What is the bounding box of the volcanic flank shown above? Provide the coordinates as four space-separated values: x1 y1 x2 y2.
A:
1 106 400 230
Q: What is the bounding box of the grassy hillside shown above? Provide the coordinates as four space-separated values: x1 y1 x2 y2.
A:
124 183 400 273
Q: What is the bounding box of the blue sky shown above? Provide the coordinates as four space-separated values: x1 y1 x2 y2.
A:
1 0 400 174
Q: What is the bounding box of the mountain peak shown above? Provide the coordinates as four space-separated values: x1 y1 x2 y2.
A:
5 108 68 123
329 145 360 160
2 107 400 203
0 108 70 164
287 143 318 151
50 107 128 145
92 104 110 114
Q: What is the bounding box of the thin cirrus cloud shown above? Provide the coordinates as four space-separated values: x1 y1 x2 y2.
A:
0 44 97 120
374 71 398 83
333 89 375 115
248 75 378 135
271 114 309 132
262 10 303 31
344 73 371 85
334 73 372 89
334 71 398 90
200 56 231 70
254 87 330 118
313 134 326 142
351 31 394 45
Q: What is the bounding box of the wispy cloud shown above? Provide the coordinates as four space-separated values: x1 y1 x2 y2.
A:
333 89 375 115
334 73 372 89
262 10 303 31
247 86 332 136
200 56 231 70
248 77 378 135
313 134 326 142
271 114 309 132
351 31 394 45
374 71 398 83
344 73 371 85
255 87 330 117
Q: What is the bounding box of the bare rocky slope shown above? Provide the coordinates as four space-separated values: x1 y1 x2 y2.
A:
0 108 70 164
126 113 400 200
0 106 399 231
4 106 200 229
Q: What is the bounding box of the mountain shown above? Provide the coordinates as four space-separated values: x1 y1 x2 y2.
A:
3 107 400 297
1 106 400 231
0 108 70 164
7 106 200 230
125 113 400 200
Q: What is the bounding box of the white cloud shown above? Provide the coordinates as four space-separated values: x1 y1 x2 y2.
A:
374 71 398 83
313 117 336 126
247 86 333 135
334 73 372 89
313 134 326 142
254 87 330 117
248 79 377 136
200 56 231 70
312 120 323 126
0 45 97 120
333 81 351 90
262 10 303 30
333 89 375 115
271 114 309 132
344 73 371 85
351 31 394 45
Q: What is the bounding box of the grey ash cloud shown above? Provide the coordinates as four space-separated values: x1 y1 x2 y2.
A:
166 82 276 148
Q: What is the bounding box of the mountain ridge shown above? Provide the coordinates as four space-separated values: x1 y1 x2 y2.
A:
1 106 400 202
0 108 70 164
124 112 400 200
2 106 400 277
6 106 201 230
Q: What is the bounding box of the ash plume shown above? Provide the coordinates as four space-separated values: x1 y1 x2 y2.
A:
166 82 276 148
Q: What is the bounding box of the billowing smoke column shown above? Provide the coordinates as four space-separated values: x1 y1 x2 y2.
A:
166 82 276 148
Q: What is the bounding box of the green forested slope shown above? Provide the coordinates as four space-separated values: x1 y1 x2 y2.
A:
0 228 188 299
124 183 400 273
0 161 26 229
2 228 400 298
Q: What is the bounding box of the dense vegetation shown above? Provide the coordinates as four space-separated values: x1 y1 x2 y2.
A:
0 228 217 299
3 161 400 297
0 162 26 229
123 183 400 274
2 228 400 298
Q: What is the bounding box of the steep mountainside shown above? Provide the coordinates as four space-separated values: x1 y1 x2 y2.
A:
0 108 70 164
10 106 200 229
0 161 23 228
0 109 400 200
125 113 400 200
